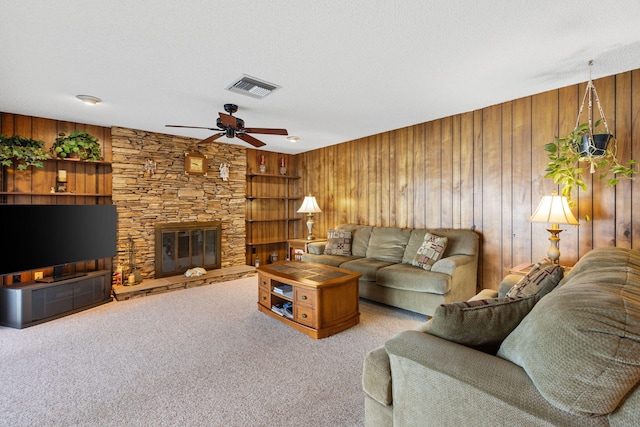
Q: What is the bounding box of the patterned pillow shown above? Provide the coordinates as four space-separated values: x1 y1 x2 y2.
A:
324 229 352 256
427 295 540 354
411 232 448 270
506 262 564 298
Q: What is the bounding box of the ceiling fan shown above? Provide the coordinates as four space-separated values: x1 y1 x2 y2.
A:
165 103 288 148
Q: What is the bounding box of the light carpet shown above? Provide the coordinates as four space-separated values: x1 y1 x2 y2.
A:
0 275 425 427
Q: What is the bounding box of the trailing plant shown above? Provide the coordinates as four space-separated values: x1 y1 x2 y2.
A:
544 120 635 211
52 130 102 161
0 134 51 169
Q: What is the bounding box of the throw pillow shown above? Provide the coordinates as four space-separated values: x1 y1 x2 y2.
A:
411 232 448 270
506 262 563 298
324 229 352 256
427 295 540 354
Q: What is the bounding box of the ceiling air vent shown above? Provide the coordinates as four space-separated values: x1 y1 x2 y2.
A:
226 75 280 99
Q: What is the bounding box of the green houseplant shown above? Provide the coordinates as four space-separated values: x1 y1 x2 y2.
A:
0 134 51 169
544 120 635 209
52 130 102 161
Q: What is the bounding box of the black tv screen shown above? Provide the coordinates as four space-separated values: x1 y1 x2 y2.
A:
0 205 117 276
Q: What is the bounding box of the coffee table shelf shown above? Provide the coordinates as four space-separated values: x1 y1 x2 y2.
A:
257 260 361 339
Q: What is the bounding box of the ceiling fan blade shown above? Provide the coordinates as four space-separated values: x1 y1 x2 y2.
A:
218 112 238 129
165 124 220 131
243 127 288 136
237 132 266 147
200 133 225 144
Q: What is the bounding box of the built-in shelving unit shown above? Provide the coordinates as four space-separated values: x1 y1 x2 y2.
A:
0 113 113 291
0 158 112 205
245 172 301 266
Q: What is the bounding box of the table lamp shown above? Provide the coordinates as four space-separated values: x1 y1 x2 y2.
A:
297 195 322 240
529 192 579 264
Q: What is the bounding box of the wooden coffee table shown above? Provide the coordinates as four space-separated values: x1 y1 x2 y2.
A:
257 260 361 339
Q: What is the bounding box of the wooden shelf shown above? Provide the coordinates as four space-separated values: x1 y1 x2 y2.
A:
246 218 301 223
46 158 111 165
247 173 300 179
246 196 301 200
246 239 289 246
0 191 111 197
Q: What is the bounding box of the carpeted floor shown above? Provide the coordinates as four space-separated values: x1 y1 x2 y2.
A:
0 275 425 427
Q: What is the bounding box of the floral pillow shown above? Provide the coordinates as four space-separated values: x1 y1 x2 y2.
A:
324 229 352 256
411 232 448 270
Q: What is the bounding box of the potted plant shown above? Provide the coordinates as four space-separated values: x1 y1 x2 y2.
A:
52 130 102 161
544 120 635 210
0 134 51 170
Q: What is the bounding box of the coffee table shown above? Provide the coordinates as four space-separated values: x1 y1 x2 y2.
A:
257 260 361 339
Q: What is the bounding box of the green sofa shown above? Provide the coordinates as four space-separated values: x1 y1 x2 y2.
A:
362 247 640 426
301 225 479 316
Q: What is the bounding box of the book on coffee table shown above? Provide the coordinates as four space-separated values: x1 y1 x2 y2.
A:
273 284 293 298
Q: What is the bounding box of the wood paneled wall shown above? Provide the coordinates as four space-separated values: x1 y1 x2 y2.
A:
298 69 640 291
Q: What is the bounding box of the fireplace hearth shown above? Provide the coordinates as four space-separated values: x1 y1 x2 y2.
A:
154 221 222 278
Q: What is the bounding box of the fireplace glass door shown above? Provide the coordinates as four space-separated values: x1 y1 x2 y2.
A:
155 222 221 278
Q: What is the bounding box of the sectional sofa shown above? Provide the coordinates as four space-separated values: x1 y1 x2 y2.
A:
301 224 479 316
362 247 640 426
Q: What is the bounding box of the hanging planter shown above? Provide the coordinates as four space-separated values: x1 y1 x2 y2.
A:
544 60 635 213
577 133 611 158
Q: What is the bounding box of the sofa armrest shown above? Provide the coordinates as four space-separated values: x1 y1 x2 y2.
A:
306 241 327 255
430 254 475 276
362 346 393 406
384 330 590 425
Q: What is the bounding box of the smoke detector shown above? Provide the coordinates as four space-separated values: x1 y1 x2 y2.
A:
226 75 280 99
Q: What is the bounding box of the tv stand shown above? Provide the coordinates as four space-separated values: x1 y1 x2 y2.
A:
36 272 88 283
0 270 112 328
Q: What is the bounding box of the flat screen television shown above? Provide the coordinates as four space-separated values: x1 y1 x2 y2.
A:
0 205 117 281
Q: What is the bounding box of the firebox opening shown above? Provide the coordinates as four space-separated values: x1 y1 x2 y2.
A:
154 221 222 278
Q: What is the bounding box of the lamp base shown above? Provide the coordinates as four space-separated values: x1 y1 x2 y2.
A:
305 215 316 240
545 225 562 265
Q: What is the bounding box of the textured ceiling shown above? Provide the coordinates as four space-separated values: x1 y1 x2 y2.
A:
3 1 640 154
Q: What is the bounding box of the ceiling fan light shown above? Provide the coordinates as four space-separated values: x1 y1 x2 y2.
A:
76 94 102 105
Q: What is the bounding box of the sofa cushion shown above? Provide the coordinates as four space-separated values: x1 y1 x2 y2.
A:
498 247 640 415
335 224 372 257
403 228 478 264
376 264 450 294
426 295 539 354
366 227 411 263
505 261 563 298
411 232 448 270
300 253 361 267
340 258 394 282
324 229 352 256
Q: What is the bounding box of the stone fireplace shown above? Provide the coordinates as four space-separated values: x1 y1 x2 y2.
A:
110 126 247 281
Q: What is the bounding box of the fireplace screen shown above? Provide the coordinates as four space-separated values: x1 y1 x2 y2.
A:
154 221 221 278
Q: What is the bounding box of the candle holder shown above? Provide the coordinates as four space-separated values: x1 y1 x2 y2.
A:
56 169 67 193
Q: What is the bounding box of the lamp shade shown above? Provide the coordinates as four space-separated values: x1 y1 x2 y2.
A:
297 196 322 213
529 194 579 225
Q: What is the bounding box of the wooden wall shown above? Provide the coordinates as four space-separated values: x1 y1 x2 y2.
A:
298 69 640 291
